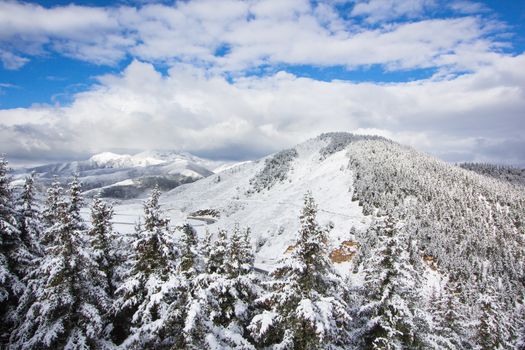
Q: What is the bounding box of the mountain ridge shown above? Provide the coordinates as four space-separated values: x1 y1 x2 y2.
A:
2 132 524 348
143 132 524 346
12 149 234 199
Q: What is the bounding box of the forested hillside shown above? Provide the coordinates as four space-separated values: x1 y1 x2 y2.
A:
1 132 524 349
460 162 525 187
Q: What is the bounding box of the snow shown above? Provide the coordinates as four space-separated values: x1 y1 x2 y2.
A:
89 150 233 173
81 137 373 275
135 150 234 172
213 161 253 174
150 137 371 273
250 311 277 337
90 152 166 168
7 134 525 349
113 179 135 186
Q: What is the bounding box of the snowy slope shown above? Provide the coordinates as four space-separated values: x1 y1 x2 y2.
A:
151 137 372 271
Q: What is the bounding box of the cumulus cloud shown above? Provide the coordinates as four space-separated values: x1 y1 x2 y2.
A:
0 0 510 73
1 54 524 164
0 50 29 70
351 0 437 23
0 0 523 165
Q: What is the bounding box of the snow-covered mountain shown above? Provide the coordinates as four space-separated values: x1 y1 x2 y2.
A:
156 135 373 271
15 150 232 199
89 152 166 168
4 132 524 348
111 132 522 345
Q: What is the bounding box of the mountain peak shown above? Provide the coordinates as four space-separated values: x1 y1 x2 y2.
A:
89 151 166 168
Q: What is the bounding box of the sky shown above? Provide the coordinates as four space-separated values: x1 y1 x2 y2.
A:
0 0 524 166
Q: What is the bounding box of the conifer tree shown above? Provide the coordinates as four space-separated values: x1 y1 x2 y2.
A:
250 192 351 349
356 214 423 349
15 173 43 259
0 157 25 343
182 225 258 349
225 225 254 277
11 178 111 349
205 228 228 275
475 282 507 350
426 280 468 349
68 174 84 228
114 185 180 348
181 228 228 349
516 308 525 350
42 176 63 228
160 223 201 349
207 225 259 348
179 223 199 279
89 195 118 297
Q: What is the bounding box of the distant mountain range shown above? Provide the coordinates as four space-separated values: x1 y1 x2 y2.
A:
12 150 234 199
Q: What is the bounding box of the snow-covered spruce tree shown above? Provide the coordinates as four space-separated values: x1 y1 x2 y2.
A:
11 177 112 349
182 225 259 349
474 280 511 350
89 195 118 297
181 228 229 349
42 176 63 228
516 304 525 350
15 173 43 260
114 185 180 349
207 225 260 348
68 175 84 228
156 223 201 349
250 192 351 350
425 279 469 349
205 228 229 275
0 157 25 344
355 214 424 350
225 226 255 278
179 223 199 279
3 173 44 345
129 223 203 349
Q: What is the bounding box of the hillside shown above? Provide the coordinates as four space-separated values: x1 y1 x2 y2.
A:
460 162 525 187
2 132 524 349
159 134 373 271
148 132 525 346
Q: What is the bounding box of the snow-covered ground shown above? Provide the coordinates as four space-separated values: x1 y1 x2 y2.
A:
105 137 371 273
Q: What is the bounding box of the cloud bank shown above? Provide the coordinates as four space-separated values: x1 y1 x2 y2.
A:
0 0 524 165
2 54 524 164
0 0 505 73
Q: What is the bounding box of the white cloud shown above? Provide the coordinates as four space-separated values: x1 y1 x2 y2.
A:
0 49 29 70
0 1 130 65
351 0 436 23
1 54 524 164
0 0 509 74
0 0 523 165
448 1 488 15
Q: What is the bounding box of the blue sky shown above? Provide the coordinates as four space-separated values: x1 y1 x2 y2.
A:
2 0 524 109
0 0 524 165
